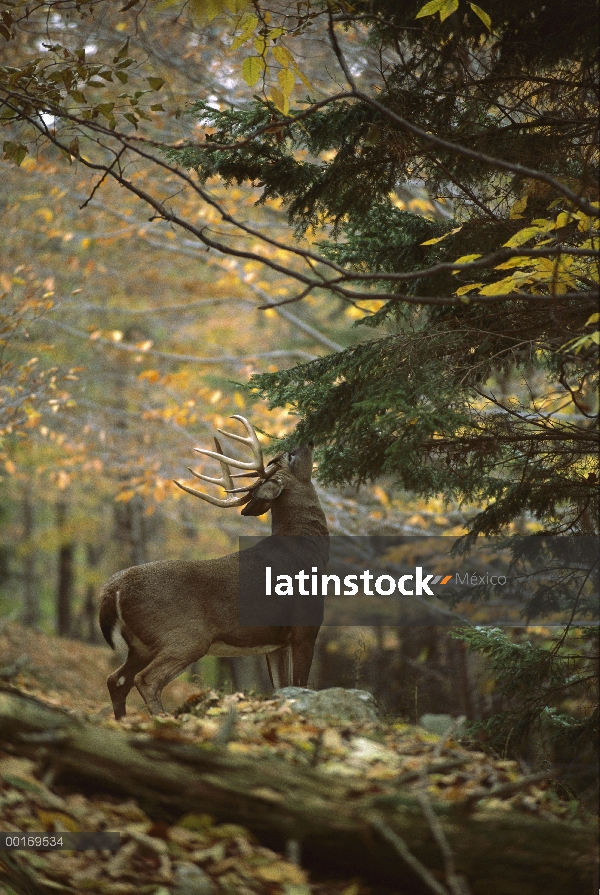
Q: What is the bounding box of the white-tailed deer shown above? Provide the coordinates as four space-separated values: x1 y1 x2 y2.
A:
99 417 329 719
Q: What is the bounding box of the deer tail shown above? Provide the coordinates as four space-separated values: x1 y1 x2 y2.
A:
99 583 120 649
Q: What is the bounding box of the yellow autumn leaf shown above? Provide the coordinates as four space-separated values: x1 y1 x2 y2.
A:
455 283 483 295
478 275 529 295
555 211 574 228
503 221 554 248
241 56 265 87
372 485 389 506
278 68 295 98
253 35 267 55
230 13 257 50
494 256 532 270
38 809 79 833
420 225 462 245
115 489 136 502
451 253 482 273
289 59 314 91
509 195 528 219
270 86 288 115
35 208 54 223
439 0 459 22
585 312 599 325
189 0 228 22
24 408 42 428
416 0 455 20
469 3 491 30
253 860 307 884
415 0 450 19
138 369 161 383
271 44 293 68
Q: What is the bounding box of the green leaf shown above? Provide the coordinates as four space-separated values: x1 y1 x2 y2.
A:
469 3 491 30
2 141 27 165
123 112 138 128
146 77 165 91
97 103 115 121
115 71 129 84
113 37 130 63
241 55 265 87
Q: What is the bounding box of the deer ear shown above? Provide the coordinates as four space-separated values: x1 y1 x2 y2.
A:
241 477 284 516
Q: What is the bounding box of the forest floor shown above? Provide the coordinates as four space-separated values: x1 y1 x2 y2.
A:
0 621 595 895
0 620 198 719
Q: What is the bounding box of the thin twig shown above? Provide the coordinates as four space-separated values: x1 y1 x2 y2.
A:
369 813 450 895
416 787 471 895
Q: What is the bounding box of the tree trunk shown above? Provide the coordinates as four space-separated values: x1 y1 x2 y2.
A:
20 488 39 628
0 686 595 895
81 544 102 643
55 501 74 637
113 493 148 568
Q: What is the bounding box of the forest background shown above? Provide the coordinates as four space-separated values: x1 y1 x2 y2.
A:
0 0 597 795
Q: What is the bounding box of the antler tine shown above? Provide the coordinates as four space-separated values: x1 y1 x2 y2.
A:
174 437 253 508
215 415 265 475
189 468 224 486
195 448 259 471
173 480 250 507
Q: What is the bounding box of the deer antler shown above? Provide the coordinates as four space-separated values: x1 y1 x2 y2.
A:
174 417 265 507
197 415 265 475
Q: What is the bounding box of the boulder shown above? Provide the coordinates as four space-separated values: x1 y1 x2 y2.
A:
275 687 381 723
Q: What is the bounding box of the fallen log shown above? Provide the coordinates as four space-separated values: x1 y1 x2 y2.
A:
0 686 596 894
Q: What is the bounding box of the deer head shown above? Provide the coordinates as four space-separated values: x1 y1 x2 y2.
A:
174 416 323 534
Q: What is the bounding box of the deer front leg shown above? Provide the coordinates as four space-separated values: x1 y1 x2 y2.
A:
290 627 319 687
266 646 291 689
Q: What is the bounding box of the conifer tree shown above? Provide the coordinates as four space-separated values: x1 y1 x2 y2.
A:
171 0 599 768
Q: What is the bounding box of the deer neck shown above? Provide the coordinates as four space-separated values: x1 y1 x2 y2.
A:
269 484 329 538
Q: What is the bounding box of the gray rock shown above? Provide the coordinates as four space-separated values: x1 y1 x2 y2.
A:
172 862 216 895
419 713 466 737
275 687 381 722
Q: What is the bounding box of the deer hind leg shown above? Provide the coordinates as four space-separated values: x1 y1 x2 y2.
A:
266 646 291 689
134 642 209 716
107 647 152 720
